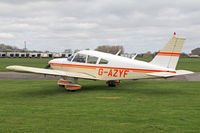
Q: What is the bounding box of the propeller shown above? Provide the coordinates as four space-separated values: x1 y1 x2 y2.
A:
45 64 51 69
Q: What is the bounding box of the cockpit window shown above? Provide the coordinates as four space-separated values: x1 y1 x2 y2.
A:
72 54 86 63
67 55 74 61
99 58 108 64
87 55 98 64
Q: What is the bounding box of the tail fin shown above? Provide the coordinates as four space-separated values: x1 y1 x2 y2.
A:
150 33 186 70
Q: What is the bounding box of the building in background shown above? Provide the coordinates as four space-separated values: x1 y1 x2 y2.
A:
0 51 72 58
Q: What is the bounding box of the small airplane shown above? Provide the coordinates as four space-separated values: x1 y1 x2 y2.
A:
6 33 193 91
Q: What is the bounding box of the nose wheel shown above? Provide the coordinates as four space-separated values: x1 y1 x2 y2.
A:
58 79 82 91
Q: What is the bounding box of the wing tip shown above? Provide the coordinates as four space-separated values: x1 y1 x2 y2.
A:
6 65 20 70
6 65 14 70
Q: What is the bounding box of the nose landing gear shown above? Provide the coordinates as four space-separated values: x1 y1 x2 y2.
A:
58 78 82 91
57 80 72 87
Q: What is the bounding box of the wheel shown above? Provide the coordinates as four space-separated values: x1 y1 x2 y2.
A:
67 89 77 92
65 84 82 91
107 81 116 87
59 85 65 87
108 83 116 87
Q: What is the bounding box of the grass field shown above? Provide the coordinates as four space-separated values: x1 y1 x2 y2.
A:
0 58 51 71
0 57 200 72
0 80 200 133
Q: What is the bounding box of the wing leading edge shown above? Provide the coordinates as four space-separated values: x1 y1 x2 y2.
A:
6 65 98 80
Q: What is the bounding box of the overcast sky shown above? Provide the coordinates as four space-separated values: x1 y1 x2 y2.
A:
0 0 200 53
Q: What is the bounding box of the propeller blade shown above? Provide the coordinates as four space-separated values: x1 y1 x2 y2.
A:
45 64 50 69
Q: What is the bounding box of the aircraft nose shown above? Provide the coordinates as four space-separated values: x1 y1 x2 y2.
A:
46 59 54 69
47 59 57 69
48 59 56 64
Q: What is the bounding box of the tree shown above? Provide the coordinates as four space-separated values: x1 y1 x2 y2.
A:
74 49 80 53
0 43 20 52
143 51 153 58
95 45 124 55
191 48 200 55
64 49 72 53
181 52 189 57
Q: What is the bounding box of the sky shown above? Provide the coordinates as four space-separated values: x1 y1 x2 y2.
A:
0 0 200 53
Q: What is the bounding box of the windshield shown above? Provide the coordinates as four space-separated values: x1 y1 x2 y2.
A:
72 54 86 63
67 55 74 61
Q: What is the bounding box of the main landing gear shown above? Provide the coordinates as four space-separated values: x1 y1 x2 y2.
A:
57 78 82 91
106 80 121 87
58 79 121 91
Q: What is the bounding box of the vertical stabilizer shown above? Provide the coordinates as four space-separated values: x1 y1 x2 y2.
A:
150 33 186 70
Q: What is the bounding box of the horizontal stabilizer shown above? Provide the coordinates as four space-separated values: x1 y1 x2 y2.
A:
6 65 98 80
146 70 193 78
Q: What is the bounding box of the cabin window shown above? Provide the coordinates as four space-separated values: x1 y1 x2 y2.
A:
72 54 86 63
61 54 65 57
87 55 98 64
99 58 108 64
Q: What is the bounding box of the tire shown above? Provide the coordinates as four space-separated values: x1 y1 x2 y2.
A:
108 83 116 87
67 89 77 92
59 85 65 87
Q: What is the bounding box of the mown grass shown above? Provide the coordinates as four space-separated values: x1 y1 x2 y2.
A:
0 80 200 133
176 58 200 72
0 58 51 71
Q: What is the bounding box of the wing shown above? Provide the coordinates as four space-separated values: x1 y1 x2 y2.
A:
146 70 193 78
6 65 98 80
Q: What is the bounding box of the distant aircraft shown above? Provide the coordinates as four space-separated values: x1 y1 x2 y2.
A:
7 33 193 91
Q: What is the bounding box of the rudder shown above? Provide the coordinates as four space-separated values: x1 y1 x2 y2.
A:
150 33 186 70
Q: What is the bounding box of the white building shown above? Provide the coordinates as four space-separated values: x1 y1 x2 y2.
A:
0 52 6 57
0 51 78 58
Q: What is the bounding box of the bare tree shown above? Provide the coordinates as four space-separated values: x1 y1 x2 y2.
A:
0 43 20 52
74 49 80 53
95 45 124 55
191 48 200 55
64 49 72 53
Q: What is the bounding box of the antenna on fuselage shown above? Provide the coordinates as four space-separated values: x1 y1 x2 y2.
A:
115 49 121 56
131 54 137 60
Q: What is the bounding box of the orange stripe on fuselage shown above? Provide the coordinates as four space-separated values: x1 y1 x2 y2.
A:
157 52 180 56
50 63 176 73
51 63 96 69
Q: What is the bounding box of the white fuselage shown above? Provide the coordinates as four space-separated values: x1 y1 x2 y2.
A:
49 50 176 80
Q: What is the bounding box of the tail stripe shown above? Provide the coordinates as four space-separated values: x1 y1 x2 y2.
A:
157 52 180 56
